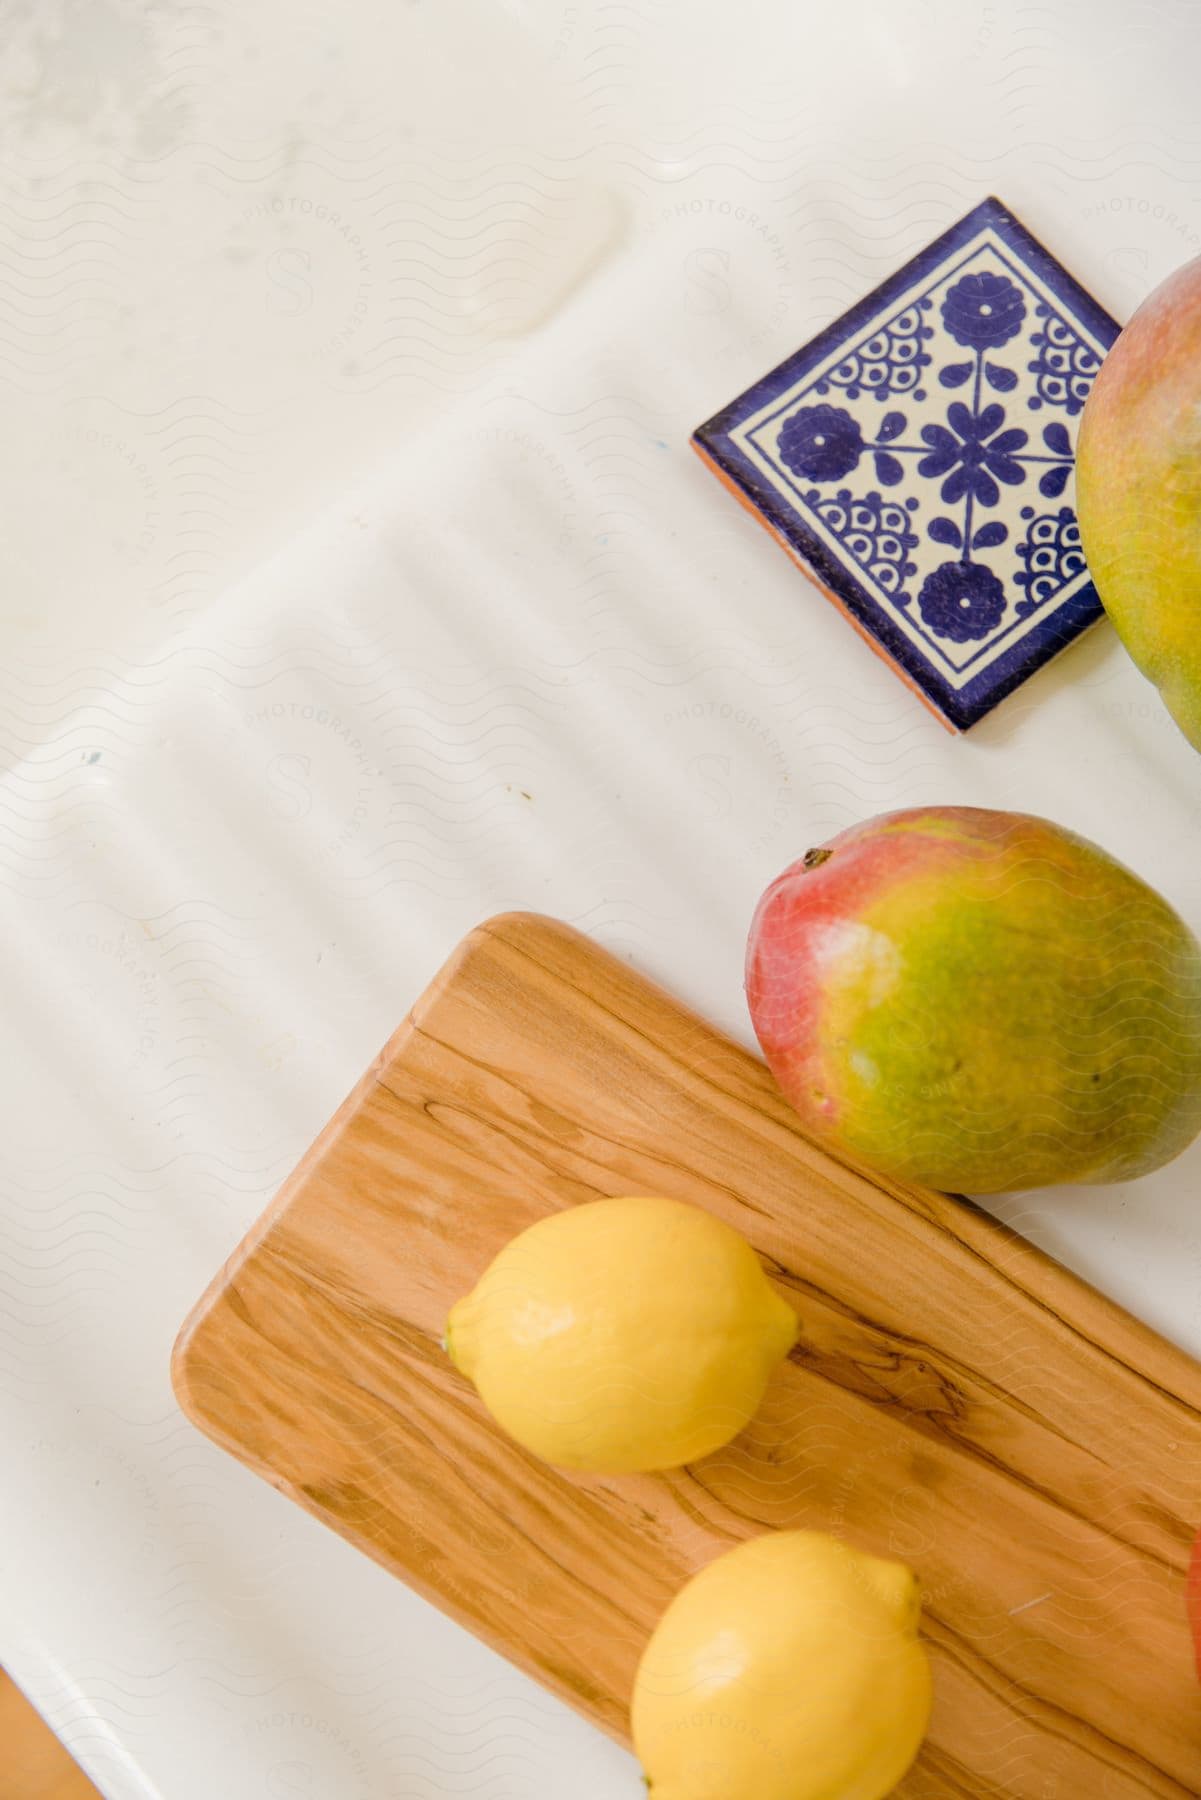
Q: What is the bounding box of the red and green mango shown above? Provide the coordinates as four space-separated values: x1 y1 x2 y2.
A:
746 807 1201 1194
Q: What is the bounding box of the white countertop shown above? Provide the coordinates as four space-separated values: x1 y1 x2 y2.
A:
6 3 1201 1795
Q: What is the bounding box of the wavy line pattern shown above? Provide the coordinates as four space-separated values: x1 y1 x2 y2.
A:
7 4 1201 1799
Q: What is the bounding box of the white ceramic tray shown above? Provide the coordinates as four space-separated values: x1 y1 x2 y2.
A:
5 3 1201 1796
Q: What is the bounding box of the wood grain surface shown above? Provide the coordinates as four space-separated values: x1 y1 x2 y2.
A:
172 911 1201 1797
1 1673 102 1800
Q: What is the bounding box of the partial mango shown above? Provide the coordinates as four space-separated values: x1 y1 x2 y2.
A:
1077 256 1201 749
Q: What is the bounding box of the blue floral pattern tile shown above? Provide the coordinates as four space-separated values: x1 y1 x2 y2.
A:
693 197 1119 731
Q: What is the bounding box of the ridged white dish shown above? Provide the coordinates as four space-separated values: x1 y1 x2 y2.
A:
5 4 1201 1797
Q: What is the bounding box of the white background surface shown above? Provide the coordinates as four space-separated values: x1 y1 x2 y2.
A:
5 2 1201 1795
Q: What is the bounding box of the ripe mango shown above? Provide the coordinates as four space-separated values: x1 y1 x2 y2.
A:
1077 257 1201 749
746 806 1201 1193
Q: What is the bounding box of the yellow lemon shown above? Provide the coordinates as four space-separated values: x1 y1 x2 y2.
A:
632 1531 932 1800
444 1195 798 1473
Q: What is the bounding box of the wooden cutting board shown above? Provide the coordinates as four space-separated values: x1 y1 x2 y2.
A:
172 911 1201 1798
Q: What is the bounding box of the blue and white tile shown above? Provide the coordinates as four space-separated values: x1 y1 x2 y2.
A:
695 197 1121 731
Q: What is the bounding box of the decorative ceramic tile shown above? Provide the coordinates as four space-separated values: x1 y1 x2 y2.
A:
693 197 1120 731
